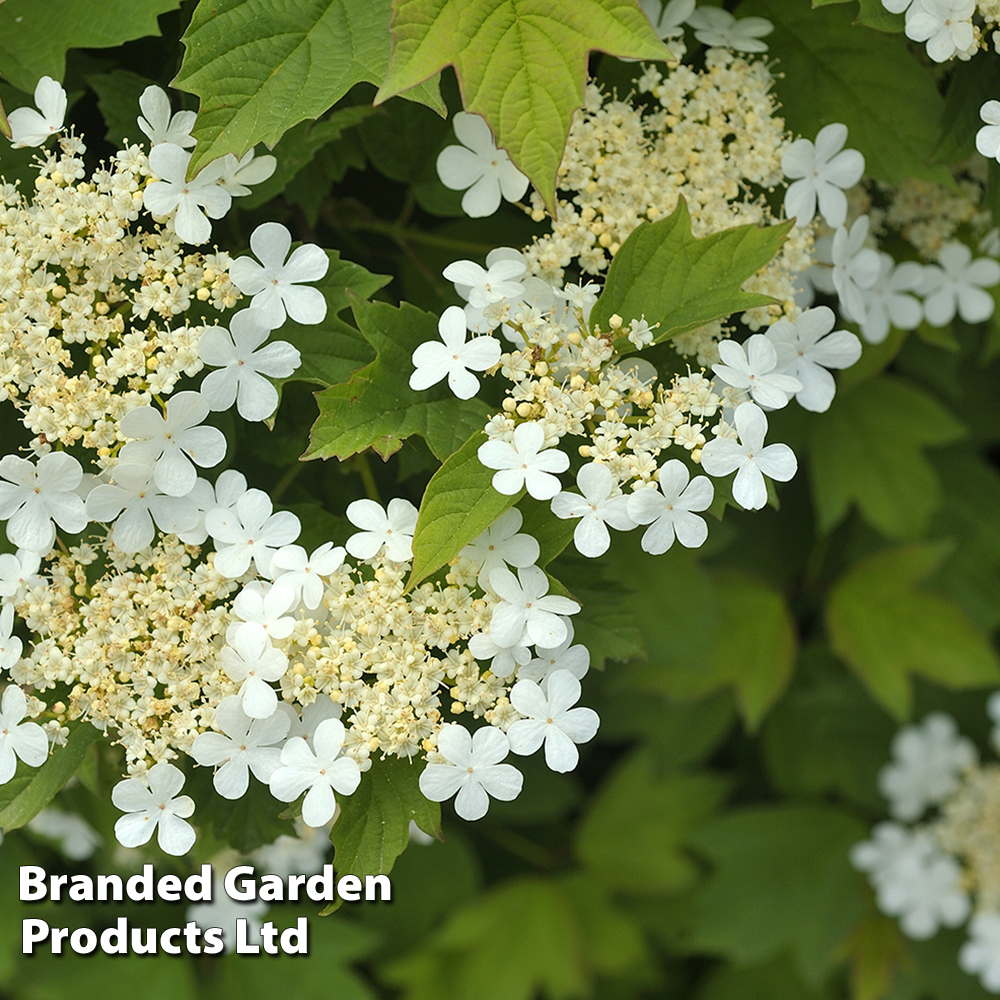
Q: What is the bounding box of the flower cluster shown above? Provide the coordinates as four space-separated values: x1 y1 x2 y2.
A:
852 702 1000 993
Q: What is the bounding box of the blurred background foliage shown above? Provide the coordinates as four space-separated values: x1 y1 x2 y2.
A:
1 0 999 998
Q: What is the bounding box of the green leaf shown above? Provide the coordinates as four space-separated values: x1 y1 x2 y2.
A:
0 92 9 141
576 749 729 894
591 200 791 352
739 0 952 186
0 0 181 93
376 0 669 212
931 55 1000 164
560 579 646 669
0 721 102 833
86 70 157 149
516 497 576 568
407 430 519 588
174 0 444 177
811 0 904 32
280 250 390 391
325 756 441 913
686 804 869 984
807 375 965 539
826 543 1000 719
304 295 492 462
698 956 839 1000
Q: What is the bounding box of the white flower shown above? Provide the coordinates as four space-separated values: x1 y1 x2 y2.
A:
270 717 361 828
628 317 655 349
488 565 580 649
221 622 289 719
176 469 247 546
555 282 601 324
905 0 976 63
199 308 301 421
517 619 589 684
700 402 797 511
112 762 196 855
550 463 635 558
0 604 22 672
461 507 540 591
443 257 526 311
851 823 969 939
640 0 695 39
921 242 1000 326
0 452 87 553
458 248 553 335
345 497 418 562
410 305 501 400
86 464 198 553
137 85 197 148
781 123 865 229
478 421 570 501
27 808 102 860
686 7 773 51
960 912 1000 993
8 76 66 147
190 695 289 799
217 149 277 196
277 698 342 748
507 670 600 772
852 254 925 345
977 101 1000 163
228 582 298 642
143 143 232 245
436 112 530 218
229 222 329 327
0 684 47 782
0 549 42 604
765 306 862 413
119 391 227 498
831 216 881 325
712 334 802 409
418 724 523 820
270 542 345 610
206 488 301 578
467 627 532 679
877 713 977 821
627 460 713 554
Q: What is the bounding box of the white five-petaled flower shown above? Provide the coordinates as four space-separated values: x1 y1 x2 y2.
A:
0 452 87 553
877 712 977 821
8 76 66 148
507 670 600 772
176 469 247 547
904 0 976 63
699 402 797 511
686 7 773 51
137 85 197 148
443 256 526 311
111 762 196 856
0 549 42 604
206 488 301 578
852 254 925 345
976 100 1000 163
640 0 695 40
436 112 530 218
228 581 298 642
345 497 418 563
217 149 277 196
517 619 590 685
460 507 540 592
199 308 301 421
119 391 226 498
831 216 882 325
269 717 361 828
711 334 802 409
85 463 198 553
960 912 1000 993
410 305 501 400
478 421 570 501
765 306 862 413
418 723 523 820
921 242 1000 326
627 460 714 554
0 604 23 672
189 695 290 799
143 143 232 245
467 626 532 679
781 123 865 229
270 542 345 610
488 565 581 649
550 463 635 558
0 684 47 782
229 222 330 327
221 622 289 719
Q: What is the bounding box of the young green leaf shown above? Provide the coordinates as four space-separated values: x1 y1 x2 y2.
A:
376 0 669 213
590 199 792 352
